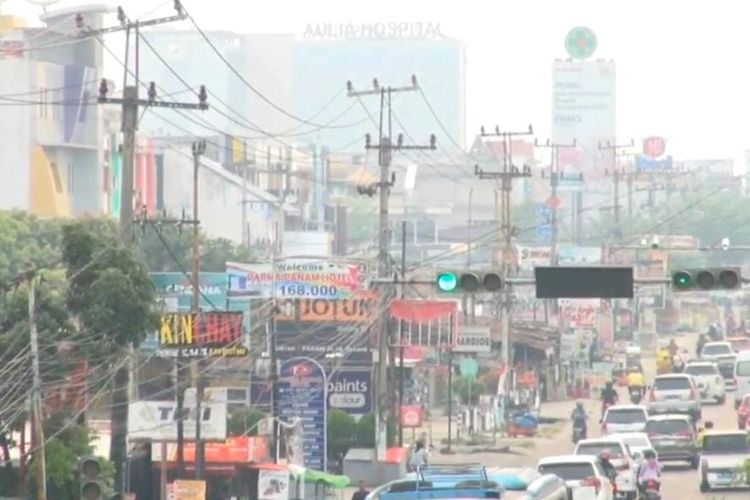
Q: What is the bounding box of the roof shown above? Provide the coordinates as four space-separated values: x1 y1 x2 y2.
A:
646 414 692 422
538 455 598 465
703 430 747 437
654 373 691 379
606 405 646 411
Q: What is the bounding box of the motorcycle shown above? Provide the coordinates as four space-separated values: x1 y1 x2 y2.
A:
572 416 587 443
639 480 660 499
629 386 643 404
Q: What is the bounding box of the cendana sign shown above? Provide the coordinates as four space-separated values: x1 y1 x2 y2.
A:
454 326 491 353
127 401 227 442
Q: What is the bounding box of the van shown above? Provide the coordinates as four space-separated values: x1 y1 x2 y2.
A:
734 350 750 408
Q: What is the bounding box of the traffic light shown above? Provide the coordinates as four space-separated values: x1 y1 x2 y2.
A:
80 456 103 500
671 268 741 291
435 271 503 293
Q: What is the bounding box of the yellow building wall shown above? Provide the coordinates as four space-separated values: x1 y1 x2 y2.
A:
30 146 70 218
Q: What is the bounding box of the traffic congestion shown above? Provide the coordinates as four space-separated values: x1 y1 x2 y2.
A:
363 329 750 500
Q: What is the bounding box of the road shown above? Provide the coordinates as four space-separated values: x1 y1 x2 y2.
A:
424 333 748 499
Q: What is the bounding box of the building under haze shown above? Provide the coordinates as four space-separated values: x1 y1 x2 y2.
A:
0 5 110 217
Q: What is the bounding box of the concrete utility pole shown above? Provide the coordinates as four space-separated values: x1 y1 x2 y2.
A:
91 4 209 484
475 125 533 428
347 76 436 460
191 140 207 479
24 269 46 500
599 140 634 236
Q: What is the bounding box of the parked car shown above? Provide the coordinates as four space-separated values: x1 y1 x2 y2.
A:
683 360 726 404
727 336 750 354
537 455 614 500
737 393 750 429
700 342 733 360
734 350 750 408
646 374 701 420
717 354 737 392
699 430 750 492
573 437 637 499
644 414 699 468
601 405 648 435
513 474 568 500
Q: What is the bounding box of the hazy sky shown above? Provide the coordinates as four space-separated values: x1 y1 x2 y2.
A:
5 0 749 165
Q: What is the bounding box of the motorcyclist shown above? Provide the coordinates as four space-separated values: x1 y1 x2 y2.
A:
601 381 619 417
637 449 662 494
671 354 685 373
570 401 588 440
667 339 679 357
627 366 646 398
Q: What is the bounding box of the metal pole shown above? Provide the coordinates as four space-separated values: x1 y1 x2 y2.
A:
398 220 406 447
446 344 454 453
192 140 206 479
270 252 280 463
29 273 46 500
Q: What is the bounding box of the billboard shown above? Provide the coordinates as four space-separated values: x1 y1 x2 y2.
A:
226 260 367 299
277 357 327 471
327 368 372 415
557 245 602 265
274 322 371 355
155 312 248 358
517 246 551 271
150 272 228 312
551 60 616 178
275 292 377 322
152 436 269 463
127 401 227 441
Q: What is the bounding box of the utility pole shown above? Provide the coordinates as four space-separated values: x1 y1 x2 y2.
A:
191 140 207 479
347 76 436 460
475 125 533 429
599 140 634 236
91 5 209 485
23 269 45 500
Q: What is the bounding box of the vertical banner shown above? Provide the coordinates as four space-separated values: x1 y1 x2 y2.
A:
277 357 327 471
258 469 290 500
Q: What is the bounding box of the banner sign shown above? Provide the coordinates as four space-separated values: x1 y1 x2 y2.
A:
226 260 367 299
152 436 269 463
557 245 602 265
400 405 424 428
636 155 673 172
277 357 327 471
274 322 371 354
517 246 551 270
168 480 206 500
560 299 598 328
128 401 227 441
454 326 492 353
275 292 377 322
150 272 228 312
156 312 248 358
258 469 290 500
327 368 372 415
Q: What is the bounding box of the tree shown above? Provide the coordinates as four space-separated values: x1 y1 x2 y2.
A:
227 409 265 436
0 211 62 284
327 410 357 466
61 222 159 495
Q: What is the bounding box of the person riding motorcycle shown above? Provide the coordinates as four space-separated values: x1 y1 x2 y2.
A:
601 381 619 417
627 367 646 403
570 401 588 440
656 349 672 374
598 450 618 485
671 354 685 373
637 449 662 494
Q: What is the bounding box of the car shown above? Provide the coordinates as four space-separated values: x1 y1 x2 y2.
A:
644 414 699 468
573 437 637 499
738 393 750 429
646 374 701 420
601 405 648 435
734 350 750 408
608 432 657 462
727 336 750 353
700 341 734 360
683 360 726 404
699 430 750 492
512 474 568 500
537 455 614 500
717 354 738 391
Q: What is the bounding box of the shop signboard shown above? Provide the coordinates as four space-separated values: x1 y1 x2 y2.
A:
150 272 228 312
155 311 248 358
454 326 491 353
128 401 227 441
327 368 372 415
275 291 377 322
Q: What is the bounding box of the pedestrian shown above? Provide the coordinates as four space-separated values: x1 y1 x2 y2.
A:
409 439 428 472
351 480 369 500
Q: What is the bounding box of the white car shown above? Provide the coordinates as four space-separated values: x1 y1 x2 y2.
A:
608 432 657 461
699 430 750 492
700 341 734 360
684 360 726 404
537 455 614 500
734 350 750 408
574 437 637 499
601 405 648 435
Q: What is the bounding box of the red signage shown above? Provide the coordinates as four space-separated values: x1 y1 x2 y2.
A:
160 312 243 347
642 136 666 159
545 195 563 209
400 405 424 428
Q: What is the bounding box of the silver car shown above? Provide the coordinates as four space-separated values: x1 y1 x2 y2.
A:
646 374 701 420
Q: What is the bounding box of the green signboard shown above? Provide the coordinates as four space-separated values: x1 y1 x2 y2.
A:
565 27 597 60
150 272 229 312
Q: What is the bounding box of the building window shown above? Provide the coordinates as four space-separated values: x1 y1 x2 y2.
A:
49 162 63 194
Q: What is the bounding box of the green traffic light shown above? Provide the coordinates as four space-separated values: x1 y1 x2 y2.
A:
436 272 459 292
672 271 692 290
